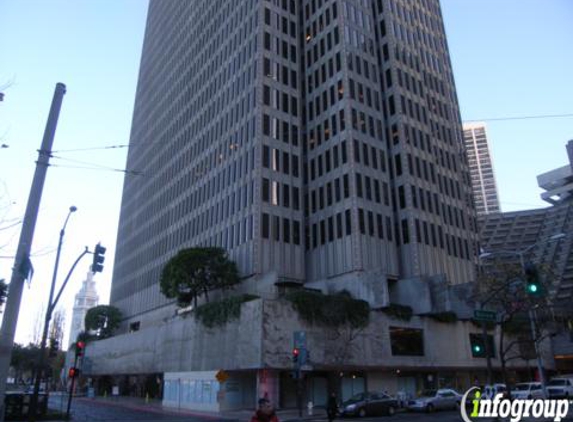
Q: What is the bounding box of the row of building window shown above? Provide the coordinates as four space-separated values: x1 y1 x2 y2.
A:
264 31 297 65
262 114 300 146
264 57 298 90
262 179 301 211
263 84 299 117
308 140 348 180
309 209 353 248
309 174 350 213
264 7 297 39
307 78 343 123
306 52 342 94
262 146 300 177
347 51 379 86
261 213 302 245
307 109 345 151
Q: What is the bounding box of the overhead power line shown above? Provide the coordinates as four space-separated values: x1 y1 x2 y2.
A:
465 113 573 123
48 112 573 153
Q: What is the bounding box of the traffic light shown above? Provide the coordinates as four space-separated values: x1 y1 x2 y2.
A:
92 243 106 273
75 340 85 358
49 338 59 357
470 334 486 358
524 263 543 296
292 347 300 364
68 367 79 378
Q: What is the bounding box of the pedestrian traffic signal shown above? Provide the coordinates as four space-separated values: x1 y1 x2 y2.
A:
292 347 300 364
524 263 543 296
49 338 59 357
92 243 106 273
75 340 85 357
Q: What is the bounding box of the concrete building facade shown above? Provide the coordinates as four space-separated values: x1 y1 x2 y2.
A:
97 0 502 410
479 141 573 373
463 122 500 215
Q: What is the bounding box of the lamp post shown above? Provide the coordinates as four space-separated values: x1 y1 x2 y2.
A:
479 233 565 398
28 206 77 422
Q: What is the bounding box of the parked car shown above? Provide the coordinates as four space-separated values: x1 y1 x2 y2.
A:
339 392 399 417
510 382 545 400
407 389 462 412
546 378 573 399
482 384 508 400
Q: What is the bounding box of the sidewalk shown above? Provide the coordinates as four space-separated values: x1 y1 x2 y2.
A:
70 395 328 422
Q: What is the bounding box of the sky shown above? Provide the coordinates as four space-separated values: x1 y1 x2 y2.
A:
0 1 572 347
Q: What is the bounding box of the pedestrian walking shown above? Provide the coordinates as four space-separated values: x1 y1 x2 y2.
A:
327 392 338 422
250 398 279 422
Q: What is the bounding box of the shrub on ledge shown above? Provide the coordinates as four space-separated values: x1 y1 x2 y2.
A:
195 294 259 328
380 304 413 321
285 290 370 328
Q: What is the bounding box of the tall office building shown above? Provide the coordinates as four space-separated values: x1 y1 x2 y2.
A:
96 1 490 408
463 122 500 215
111 0 477 326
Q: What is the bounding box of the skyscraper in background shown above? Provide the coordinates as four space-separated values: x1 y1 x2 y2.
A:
463 122 501 215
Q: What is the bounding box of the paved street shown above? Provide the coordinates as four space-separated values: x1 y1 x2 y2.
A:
48 395 230 422
47 396 573 422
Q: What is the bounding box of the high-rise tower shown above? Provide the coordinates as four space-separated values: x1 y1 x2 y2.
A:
463 122 500 215
111 0 477 327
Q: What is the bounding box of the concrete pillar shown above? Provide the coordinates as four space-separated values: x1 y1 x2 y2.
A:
256 369 280 407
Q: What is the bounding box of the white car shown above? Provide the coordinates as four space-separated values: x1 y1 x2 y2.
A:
407 389 462 412
546 378 573 399
511 382 545 400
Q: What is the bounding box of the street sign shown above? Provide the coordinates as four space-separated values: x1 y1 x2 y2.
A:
474 310 496 322
215 370 229 383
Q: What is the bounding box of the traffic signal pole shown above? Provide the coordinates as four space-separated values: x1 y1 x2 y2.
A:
28 246 88 422
518 254 547 398
0 83 66 422
65 352 81 421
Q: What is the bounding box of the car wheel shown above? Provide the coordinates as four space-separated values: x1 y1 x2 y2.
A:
528 395 532 400
426 404 434 413
386 406 396 416
358 408 367 418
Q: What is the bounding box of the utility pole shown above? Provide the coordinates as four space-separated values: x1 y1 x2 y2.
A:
0 83 66 422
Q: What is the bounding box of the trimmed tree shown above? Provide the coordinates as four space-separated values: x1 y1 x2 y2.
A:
84 305 122 339
160 247 239 307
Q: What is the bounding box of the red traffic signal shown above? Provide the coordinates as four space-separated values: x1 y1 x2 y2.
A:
68 367 79 378
75 341 85 357
292 348 300 363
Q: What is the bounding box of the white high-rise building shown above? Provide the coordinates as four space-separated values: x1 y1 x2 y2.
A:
463 122 500 215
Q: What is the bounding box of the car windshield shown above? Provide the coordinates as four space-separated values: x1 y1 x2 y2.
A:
349 393 365 401
548 380 567 386
514 384 531 391
421 390 437 397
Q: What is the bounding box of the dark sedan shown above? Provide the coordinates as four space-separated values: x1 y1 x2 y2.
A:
340 392 399 417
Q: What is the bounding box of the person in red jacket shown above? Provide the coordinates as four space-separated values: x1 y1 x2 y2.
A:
250 398 279 422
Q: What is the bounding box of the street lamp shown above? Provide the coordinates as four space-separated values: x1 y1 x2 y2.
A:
29 206 77 421
479 232 565 397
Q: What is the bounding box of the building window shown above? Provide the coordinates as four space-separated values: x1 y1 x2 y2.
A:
390 327 424 356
